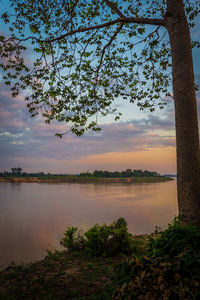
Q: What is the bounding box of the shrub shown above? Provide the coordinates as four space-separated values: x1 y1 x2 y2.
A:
114 218 200 299
60 226 84 251
148 216 200 258
60 218 134 256
84 223 111 256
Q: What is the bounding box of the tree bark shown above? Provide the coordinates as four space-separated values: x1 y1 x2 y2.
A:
166 0 200 225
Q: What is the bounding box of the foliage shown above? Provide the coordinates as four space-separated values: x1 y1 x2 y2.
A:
80 169 161 178
1 169 162 179
0 0 200 136
11 167 22 175
60 218 135 256
0 171 69 178
60 226 85 251
148 216 200 257
113 218 200 299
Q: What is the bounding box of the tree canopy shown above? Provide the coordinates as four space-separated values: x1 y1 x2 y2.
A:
0 0 199 136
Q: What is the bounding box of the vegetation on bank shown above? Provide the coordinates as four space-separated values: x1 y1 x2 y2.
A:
0 175 173 183
0 217 199 299
0 168 173 183
80 169 162 178
0 171 69 179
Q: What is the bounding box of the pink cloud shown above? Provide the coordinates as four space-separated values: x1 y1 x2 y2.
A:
0 110 12 118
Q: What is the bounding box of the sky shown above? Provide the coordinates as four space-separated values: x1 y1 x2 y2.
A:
0 1 199 175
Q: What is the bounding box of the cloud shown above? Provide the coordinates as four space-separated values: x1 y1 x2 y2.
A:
0 131 24 138
0 82 177 173
10 141 24 145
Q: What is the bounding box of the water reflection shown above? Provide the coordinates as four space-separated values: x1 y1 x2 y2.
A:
0 180 177 268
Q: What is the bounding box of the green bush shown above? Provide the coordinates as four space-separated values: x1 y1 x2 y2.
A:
60 226 84 251
114 218 200 299
84 223 111 256
60 218 134 256
148 217 200 258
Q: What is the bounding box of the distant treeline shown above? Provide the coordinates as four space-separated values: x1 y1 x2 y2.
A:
0 169 166 179
79 169 162 178
0 171 67 178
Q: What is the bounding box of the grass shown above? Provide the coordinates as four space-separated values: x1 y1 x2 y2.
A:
0 250 128 299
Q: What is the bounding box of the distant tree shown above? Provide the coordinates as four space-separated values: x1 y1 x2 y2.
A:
94 170 104 177
38 172 45 176
80 171 93 177
124 169 133 177
11 167 22 175
0 0 200 225
84 169 161 178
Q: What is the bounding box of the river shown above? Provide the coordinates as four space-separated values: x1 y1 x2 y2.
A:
0 179 177 268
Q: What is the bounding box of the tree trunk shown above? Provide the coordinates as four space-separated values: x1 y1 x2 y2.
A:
166 0 200 225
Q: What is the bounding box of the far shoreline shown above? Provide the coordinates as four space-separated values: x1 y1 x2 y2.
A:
0 176 173 184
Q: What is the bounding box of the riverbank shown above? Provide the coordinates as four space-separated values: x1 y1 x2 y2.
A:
1 221 199 300
0 175 173 183
0 250 121 299
0 234 149 299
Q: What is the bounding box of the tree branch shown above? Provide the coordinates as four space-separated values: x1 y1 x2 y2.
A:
46 18 165 43
15 17 165 44
96 22 124 78
103 0 126 18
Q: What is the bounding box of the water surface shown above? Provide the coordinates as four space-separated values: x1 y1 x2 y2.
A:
0 180 177 268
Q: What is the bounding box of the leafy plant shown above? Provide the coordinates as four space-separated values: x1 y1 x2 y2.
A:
60 218 135 256
84 223 111 256
60 226 84 251
113 218 200 299
148 216 200 258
